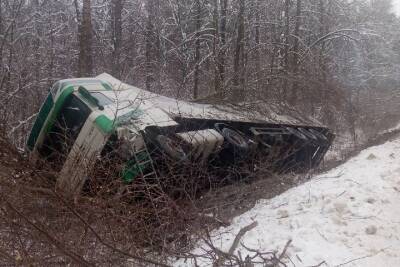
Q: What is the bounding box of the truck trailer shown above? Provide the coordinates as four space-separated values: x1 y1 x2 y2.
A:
27 73 334 196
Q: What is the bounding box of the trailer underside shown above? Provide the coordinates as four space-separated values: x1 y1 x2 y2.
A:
88 116 334 194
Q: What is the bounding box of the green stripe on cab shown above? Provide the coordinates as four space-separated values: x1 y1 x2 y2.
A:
42 86 75 136
95 115 114 134
27 93 54 150
27 85 75 151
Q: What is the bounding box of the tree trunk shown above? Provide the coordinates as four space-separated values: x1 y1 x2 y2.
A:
6 5 14 96
0 0 3 68
255 0 261 91
73 0 81 24
218 0 228 93
212 0 220 93
193 0 202 99
291 0 301 104
78 0 94 77
33 0 40 91
283 0 290 98
145 0 154 91
319 0 327 86
233 0 245 100
284 0 290 70
270 1 280 76
111 0 123 78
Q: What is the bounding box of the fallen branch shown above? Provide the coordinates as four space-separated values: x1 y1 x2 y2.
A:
228 221 258 255
277 239 292 263
307 260 326 267
212 221 258 266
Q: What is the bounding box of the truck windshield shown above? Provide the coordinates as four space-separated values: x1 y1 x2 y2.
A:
90 92 113 106
39 94 91 170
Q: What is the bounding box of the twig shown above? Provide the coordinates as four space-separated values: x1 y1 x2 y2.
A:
278 239 292 261
212 221 258 266
228 221 258 255
334 247 390 266
307 261 326 267
53 191 172 267
1 197 94 266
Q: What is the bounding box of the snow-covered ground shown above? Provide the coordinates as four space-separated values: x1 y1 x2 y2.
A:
175 137 400 266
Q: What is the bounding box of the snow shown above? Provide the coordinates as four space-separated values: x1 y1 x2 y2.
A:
175 137 400 266
96 73 320 127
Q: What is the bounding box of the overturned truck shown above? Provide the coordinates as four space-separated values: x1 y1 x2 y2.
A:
27 73 334 196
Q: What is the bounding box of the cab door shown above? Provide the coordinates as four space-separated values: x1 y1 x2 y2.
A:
39 94 92 170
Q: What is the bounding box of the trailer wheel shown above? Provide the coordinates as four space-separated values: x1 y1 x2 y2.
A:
214 123 227 133
285 127 308 141
221 127 249 152
297 127 318 142
308 129 329 142
155 135 187 161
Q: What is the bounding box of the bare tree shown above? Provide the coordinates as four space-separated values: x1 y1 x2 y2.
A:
0 0 399 153
145 0 155 91
111 0 123 78
290 0 301 104
219 0 228 95
0 0 3 66
283 0 290 99
232 0 246 100
78 0 94 77
212 0 220 93
193 0 202 99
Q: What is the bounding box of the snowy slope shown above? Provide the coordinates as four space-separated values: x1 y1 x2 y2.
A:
175 137 400 266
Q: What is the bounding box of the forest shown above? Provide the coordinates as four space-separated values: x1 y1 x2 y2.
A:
0 0 400 150
1 0 400 265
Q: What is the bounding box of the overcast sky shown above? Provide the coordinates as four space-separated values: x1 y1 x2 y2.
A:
393 0 400 15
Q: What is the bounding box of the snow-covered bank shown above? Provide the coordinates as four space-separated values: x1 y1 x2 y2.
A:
175 137 400 266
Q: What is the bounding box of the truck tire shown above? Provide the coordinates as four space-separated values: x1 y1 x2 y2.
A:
308 129 329 142
286 126 308 141
221 127 249 153
155 135 188 162
214 123 227 133
297 127 318 142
